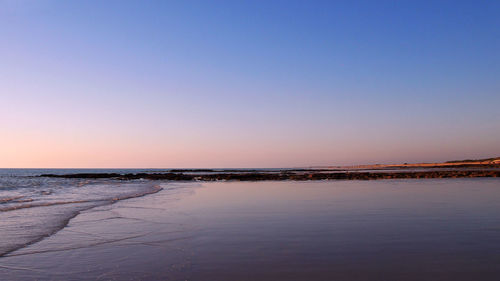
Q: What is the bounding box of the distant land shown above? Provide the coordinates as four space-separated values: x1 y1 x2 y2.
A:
324 157 500 170
41 157 500 181
445 157 500 164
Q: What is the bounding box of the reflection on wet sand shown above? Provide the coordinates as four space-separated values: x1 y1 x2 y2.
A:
1 179 500 280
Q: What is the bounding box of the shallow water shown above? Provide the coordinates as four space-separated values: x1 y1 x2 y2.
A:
1 178 500 280
0 169 161 257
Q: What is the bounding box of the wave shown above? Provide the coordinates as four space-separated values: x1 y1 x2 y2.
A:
0 183 162 258
0 185 162 212
0 196 25 204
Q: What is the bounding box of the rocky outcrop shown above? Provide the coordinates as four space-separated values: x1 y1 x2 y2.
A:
41 170 500 181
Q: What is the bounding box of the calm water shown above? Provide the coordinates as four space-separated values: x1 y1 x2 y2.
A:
1 171 500 280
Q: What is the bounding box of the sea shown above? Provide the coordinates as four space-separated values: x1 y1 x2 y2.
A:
0 169 166 257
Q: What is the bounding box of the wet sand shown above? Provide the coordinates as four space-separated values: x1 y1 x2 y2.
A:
1 179 500 280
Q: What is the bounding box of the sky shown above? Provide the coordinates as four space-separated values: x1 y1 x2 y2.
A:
1 0 499 168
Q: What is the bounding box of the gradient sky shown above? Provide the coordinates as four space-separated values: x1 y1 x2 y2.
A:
1 0 499 168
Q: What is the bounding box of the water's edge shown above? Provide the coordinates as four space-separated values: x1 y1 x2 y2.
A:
0 184 163 258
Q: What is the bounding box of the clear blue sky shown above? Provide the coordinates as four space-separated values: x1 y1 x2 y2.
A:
1 0 499 168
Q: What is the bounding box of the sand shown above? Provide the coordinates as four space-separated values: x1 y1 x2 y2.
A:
2 179 500 281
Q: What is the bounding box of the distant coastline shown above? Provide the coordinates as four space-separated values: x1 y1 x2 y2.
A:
321 156 500 170
40 157 500 181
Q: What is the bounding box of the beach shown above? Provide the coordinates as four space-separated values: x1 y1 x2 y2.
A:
2 178 500 280
3 1 499 280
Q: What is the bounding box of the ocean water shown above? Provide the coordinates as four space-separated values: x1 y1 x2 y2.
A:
0 167 277 258
0 169 163 257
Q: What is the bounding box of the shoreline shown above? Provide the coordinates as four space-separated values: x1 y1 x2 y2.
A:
3 179 500 280
0 183 163 258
